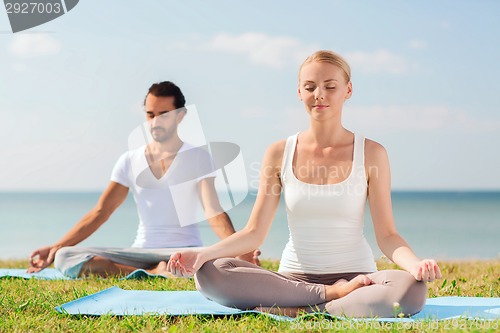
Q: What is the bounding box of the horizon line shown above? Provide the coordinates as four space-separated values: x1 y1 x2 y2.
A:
1 189 500 194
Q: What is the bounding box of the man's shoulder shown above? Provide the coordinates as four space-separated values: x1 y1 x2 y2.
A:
113 147 146 175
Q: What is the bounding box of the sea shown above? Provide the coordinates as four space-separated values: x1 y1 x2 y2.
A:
0 191 499 261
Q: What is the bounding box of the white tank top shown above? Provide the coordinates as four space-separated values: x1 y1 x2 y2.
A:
278 132 377 274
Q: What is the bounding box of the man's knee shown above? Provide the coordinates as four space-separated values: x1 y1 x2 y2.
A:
54 246 93 278
53 246 75 270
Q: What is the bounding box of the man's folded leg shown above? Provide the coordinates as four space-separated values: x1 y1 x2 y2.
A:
54 246 205 278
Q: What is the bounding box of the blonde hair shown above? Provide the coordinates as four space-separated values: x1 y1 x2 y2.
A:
299 50 351 83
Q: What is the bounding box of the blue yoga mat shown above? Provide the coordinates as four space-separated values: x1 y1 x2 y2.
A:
55 286 500 321
56 287 252 316
0 268 68 280
0 268 166 280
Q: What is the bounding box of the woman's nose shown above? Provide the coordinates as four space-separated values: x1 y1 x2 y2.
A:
314 88 324 100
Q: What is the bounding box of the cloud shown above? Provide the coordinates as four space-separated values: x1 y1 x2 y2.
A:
409 39 427 50
177 34 410 74
344 49 408 74
207 32 318 69
8 33 61 58
343 105 500 131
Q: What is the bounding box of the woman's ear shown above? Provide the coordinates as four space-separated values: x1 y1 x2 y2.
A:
345 81 353 100
297 86 302 101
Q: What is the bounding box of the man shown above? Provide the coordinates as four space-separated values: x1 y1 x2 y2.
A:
28 81 260 278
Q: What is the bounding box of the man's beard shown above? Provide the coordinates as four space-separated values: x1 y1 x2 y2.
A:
150 127 174 143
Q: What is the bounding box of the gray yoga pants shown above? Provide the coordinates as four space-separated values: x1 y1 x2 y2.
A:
195 258 427 318
54 246 204 278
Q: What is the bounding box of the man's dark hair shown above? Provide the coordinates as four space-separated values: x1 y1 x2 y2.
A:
144 81 186 110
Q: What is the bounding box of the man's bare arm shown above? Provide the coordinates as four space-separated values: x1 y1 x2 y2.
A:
28 181 129 272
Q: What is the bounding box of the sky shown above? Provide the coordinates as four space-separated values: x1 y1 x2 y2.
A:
1 0 499 191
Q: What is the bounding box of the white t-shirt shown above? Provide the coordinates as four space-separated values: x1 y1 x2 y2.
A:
110 143 216 248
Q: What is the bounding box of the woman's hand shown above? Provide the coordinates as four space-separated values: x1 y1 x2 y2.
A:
166 251 204 278
236 249 261 266
410 259 442 282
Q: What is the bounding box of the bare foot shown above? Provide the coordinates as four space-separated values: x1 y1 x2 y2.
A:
333 278 348 286
254 277 370 317
147 261 174 278
325 275 373 301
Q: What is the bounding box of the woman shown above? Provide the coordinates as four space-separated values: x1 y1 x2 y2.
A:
165 50 442 318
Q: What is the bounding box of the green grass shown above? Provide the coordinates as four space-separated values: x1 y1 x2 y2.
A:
0 259 499 332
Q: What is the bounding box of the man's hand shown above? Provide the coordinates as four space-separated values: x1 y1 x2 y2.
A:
236 249 261 266
27 246 59 273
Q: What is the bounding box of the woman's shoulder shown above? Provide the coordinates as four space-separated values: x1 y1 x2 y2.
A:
364 138 389 167
259 138 294 171
264 139 287 165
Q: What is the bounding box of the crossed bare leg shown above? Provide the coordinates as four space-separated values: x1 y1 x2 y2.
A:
80 257 173 278
147 260 174 278
255 274 373 317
